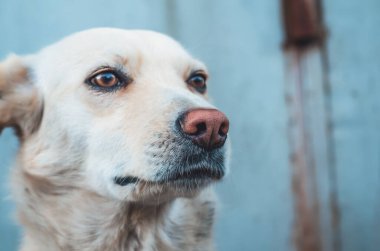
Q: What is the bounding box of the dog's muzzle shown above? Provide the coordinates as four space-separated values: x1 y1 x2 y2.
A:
114 108 229 187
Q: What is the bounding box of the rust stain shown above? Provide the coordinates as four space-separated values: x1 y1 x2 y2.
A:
321 42 342 251
282 1 342 250
330 193 341 250
291 152 322 251
288 53 323 251
282 0 326 50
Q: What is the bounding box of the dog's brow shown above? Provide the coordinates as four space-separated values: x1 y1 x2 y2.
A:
184 62 208 78
193 61 207 70
114 55 129 66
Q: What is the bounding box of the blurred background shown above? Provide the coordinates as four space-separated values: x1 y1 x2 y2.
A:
0 0 379 251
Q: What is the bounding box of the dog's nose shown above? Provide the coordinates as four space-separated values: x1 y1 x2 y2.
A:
178 108 229 150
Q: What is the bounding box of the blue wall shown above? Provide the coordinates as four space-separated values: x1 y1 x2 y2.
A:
0 1 379 251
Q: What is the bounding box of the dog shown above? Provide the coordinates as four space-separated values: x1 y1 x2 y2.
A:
0 28 230 251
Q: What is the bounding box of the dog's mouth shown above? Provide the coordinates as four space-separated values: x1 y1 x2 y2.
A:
165 167 224 181
114 166 224 187
114 176 140 186
115 135 226 189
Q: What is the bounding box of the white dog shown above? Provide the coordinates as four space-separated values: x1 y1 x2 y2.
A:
0 28 230 251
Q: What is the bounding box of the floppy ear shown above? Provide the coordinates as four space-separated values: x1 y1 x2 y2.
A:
0 54 43 139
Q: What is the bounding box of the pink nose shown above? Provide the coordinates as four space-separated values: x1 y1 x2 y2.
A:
178 108 229 150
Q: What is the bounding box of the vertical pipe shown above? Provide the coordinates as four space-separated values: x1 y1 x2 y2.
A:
281 0 341 250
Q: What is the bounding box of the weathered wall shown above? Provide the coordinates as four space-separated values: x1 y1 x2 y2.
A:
0 0 379 251
325 1 380 250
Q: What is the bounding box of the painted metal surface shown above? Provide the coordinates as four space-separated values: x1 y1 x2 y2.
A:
0 0 378 251
324 1 380 251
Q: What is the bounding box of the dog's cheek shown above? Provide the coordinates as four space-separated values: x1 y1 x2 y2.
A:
82 125 135 197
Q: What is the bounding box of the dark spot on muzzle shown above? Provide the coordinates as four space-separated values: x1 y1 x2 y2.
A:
114 176 139 186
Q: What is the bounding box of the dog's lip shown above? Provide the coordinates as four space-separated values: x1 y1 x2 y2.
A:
114 176 139 186
114 167 223 187
164 167 224 181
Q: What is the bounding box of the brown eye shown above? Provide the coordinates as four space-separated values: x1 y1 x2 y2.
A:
187 73 207 93
86 68 131 92
91 72 119 88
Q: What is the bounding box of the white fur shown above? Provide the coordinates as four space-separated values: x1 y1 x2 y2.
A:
0 28 230 251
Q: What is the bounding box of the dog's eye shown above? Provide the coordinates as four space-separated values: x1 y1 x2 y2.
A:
92 72 119 87
187 73 207 93
90 71 121 88
86 68 131 92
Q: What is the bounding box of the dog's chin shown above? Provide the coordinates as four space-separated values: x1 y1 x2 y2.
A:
134 178 217 204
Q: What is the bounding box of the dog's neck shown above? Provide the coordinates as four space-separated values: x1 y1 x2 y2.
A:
17 173 167 250
14 169 215 251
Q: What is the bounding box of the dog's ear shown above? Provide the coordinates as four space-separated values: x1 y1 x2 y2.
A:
0 54 43 139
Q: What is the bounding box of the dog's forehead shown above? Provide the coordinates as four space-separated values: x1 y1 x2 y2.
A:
33 28 206 92
38 28 198 67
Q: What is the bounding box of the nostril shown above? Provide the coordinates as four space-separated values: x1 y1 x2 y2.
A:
195 122 207 135
218 125 226 137
218 121 229 137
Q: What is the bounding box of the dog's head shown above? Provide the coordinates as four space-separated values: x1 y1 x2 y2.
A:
0 28 230 203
